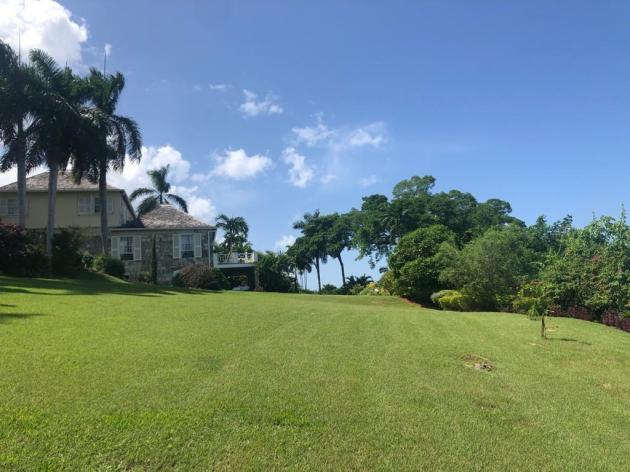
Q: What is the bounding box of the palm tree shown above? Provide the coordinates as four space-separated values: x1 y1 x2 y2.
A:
215 214 249 254
78 69 142 254
293 210 327 293
27 50 92 258
129 165 188 216
0 40 40 227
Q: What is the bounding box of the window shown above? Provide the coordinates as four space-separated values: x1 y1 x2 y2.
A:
120 236 134 261
180 234 194 258
7 198 17 216
78 196 91 215
94 196 113 214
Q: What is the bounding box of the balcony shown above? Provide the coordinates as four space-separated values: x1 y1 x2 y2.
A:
213 252 258 267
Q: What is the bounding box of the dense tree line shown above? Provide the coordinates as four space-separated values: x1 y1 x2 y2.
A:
267 174 630 329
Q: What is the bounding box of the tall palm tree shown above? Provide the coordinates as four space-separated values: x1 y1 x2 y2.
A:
215 214 249 254
28 50 92 258
0 40 40 227
129 165 187 216
293 210 327 293
78 69 142 254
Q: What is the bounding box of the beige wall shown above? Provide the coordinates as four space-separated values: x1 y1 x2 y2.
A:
0 191 133 229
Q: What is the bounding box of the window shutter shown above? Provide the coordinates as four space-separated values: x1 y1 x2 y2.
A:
173 234 180 259
111 236 120 258
194 233 202 258
108 198 114 214
0 198 7 216
133 236 142 261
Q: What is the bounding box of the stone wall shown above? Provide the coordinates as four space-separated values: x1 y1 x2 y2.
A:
110 229 214 283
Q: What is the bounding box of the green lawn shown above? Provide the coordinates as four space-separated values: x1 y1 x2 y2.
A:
1 275 629 471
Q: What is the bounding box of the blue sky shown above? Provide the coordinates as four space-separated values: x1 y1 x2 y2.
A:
2 0 630 285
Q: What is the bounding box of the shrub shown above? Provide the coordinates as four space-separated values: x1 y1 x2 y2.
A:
602 310 630 332
228 275 249 289
378 270 396 293
348 284 365 295
321 284 340 295
0 223 47 276
51 228 84 276
92 255 126 279
431 290 473 311
81 252 94 270
172 263 228 290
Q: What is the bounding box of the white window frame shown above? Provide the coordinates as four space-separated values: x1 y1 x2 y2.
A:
6 197 17 217
78 196 91 215
180 233 194 259
94 196 114 214
119 236 134 261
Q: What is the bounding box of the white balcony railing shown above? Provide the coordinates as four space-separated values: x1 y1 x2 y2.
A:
213 252 258 266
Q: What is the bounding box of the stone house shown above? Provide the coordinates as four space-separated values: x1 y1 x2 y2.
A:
0 171 258 286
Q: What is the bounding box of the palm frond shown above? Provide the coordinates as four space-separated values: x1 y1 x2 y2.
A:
129 187 156 201
166 193 188 213
137 195 159 216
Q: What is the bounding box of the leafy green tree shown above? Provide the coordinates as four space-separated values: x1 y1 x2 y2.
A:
79 69 142 254
215 214 249 254
322 213 353 286
470 198 524 235
351 195 393 267
286 236 313 291
438 226 536 310
388 224 455 302
130 165 188 215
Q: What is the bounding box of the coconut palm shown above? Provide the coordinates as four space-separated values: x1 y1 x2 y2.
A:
292 210 328 293
78 69 142 254
27 50 92 258
215 214 249 254
129 165 188 216
0 40 40 227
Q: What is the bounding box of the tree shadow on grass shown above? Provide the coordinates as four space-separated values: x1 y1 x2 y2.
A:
0 273 206 298
0 312 45 324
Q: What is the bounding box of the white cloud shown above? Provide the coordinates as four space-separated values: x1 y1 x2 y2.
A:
210 148 272 180
359 175 381 187
0 168 17 187
104 42 112 57
291 114 334 147
0 0 88 66
239 89 283 117
209 83 228 91
282 147 314 188
291 116 386 151
275 234 296 250
108 145 215 223
345 122 386 148
320 173 337 184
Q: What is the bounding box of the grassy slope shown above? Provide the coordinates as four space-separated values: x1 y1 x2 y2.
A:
0 275 629 471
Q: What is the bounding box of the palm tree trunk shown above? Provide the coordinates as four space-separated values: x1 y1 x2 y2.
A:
46 161 59 261
337 253 346 287
315 256 321 293
99 164 109 254
16 123 27 228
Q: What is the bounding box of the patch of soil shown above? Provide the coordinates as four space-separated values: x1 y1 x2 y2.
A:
462 354 495 372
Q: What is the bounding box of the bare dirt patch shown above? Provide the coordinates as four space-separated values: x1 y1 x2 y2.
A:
462 354 495 372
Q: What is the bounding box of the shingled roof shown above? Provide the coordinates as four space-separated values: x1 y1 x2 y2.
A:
121 204 213 229
0 171 121 192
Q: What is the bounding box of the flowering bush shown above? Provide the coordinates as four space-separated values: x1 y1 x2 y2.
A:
359 282 390 296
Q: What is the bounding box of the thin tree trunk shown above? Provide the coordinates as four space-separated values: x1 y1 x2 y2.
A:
337 253 346 287
46 162 59 262
99 164 109 254
315 256 321 293
16 121 27 228
541 314 546 339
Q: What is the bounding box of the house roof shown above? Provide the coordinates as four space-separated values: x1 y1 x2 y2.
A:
0 171 121 192
120 203 214 230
